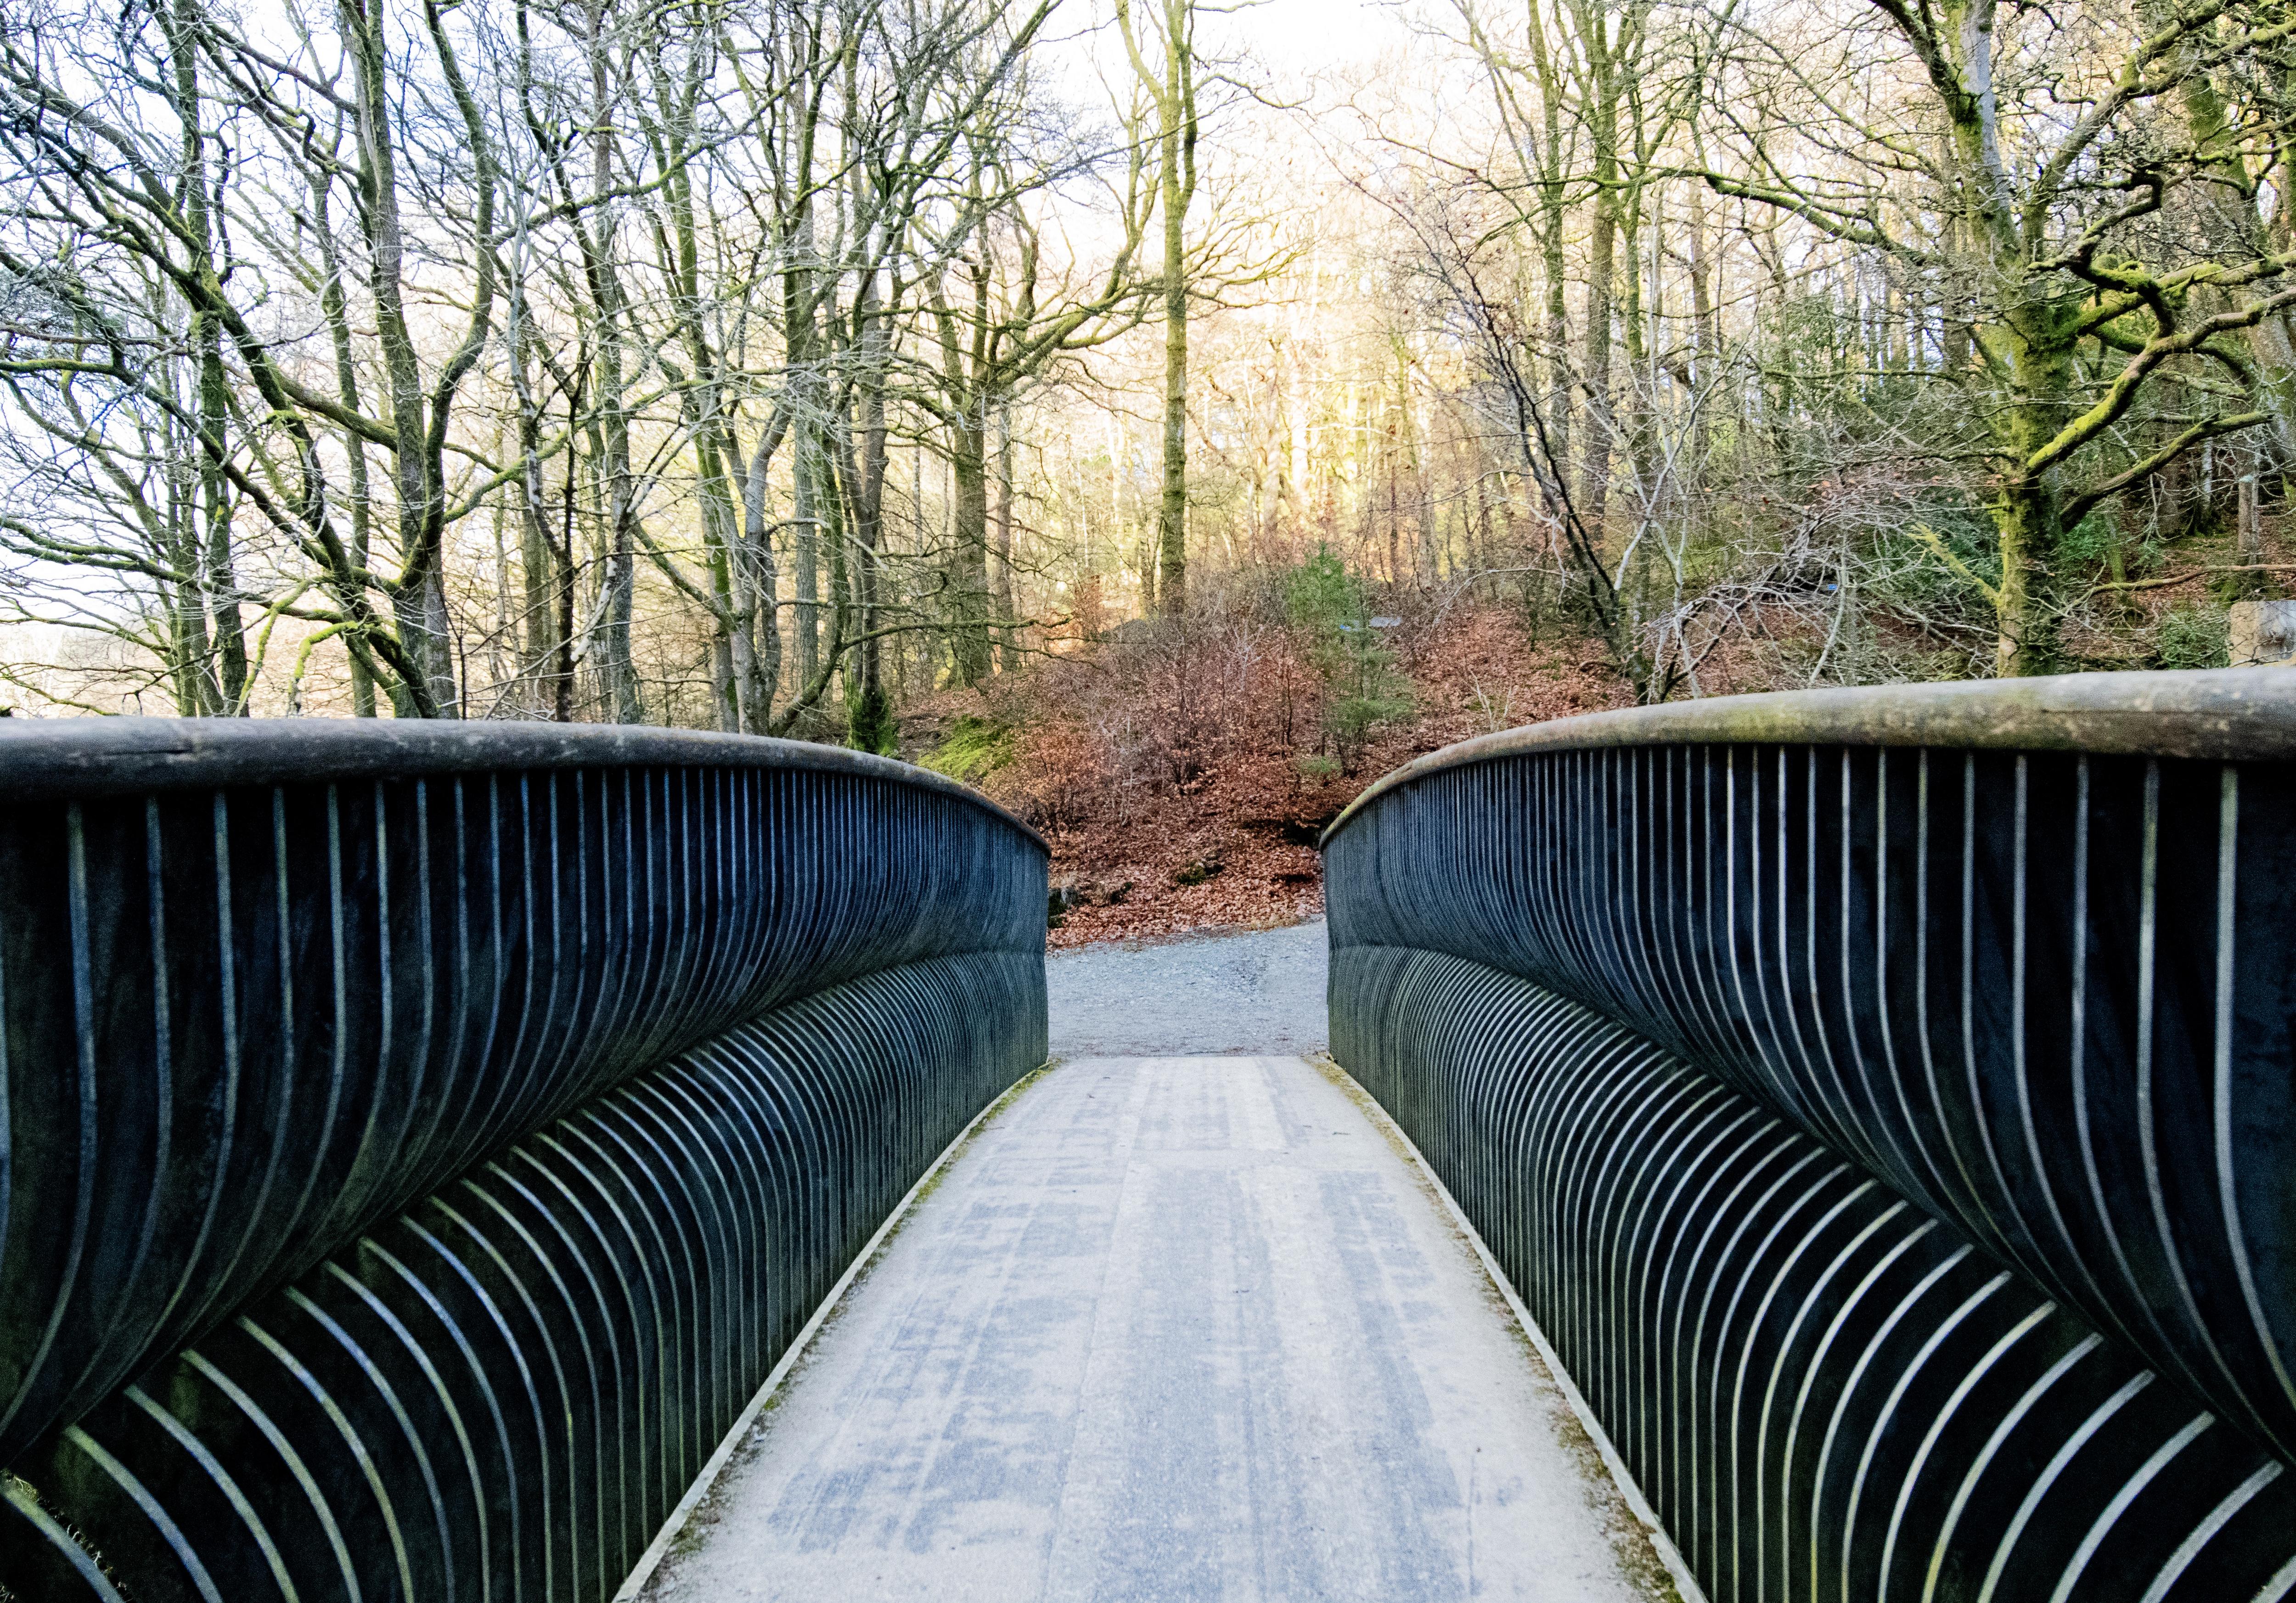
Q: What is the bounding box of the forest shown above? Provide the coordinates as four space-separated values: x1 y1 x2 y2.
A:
4 0 2293 937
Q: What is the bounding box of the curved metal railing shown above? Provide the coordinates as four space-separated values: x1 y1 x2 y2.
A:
1324 669 2296 1603
0 720 1047 1601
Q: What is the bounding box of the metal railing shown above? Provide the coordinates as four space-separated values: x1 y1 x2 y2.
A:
0 719 1048 1601
1324 669 2296 1603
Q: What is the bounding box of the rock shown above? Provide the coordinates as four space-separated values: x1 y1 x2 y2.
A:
1050 875 1131 922
1173 847 1226 886
2229 599 2296 665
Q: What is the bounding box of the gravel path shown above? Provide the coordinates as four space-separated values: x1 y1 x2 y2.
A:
1046 919 1329 1059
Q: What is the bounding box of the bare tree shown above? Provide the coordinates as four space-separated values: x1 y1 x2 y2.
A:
1699 0 2296 673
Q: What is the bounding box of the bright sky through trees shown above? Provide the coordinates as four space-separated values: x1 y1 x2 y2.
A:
5 0 2292 726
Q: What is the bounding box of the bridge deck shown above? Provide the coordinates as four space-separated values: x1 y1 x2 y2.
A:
636 1055 1673 1602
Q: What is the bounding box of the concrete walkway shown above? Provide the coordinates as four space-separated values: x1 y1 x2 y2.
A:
638 1056 1671 1602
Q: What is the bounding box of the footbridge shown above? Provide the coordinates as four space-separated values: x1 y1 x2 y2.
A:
2 671 2292 1602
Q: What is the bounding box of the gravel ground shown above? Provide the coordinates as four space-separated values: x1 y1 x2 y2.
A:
1046 918 1329 1059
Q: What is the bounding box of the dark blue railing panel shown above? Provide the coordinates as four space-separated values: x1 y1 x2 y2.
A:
1333 947 2296 1603
0 721 1047 1601
1324 670 2296 1603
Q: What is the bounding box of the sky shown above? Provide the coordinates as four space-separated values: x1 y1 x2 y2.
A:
1220 0 1414 65
1043 0 1423 107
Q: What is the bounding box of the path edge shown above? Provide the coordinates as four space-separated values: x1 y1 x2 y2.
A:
1310 1053 1710 1603
611 1060 1056 1601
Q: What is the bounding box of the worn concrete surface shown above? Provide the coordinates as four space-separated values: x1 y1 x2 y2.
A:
641 1056 1668 1603
1047 920 1328 1059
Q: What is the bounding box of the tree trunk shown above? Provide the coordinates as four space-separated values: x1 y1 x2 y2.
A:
519 466 558 712
700 432 739 732
950 415 994 684
1579 175 1617 537
164 457 220 715
1618 186 1652 521
559 0 639 722
1157 227 1194 615
850 283 892 748
824 427 852 714
793 423 822 692
515 328 559 718
1993 474 2054 676
203 443 248 712
1521 1 1571 482
1155 129 1189 613
1129 0 1196 616
342 0 449 718
1687 181 1716 484
342 426 378 719
597 403 642 723
2237 470 2265 599
171 0 248 715
741 424 785 732
994 398 1018 669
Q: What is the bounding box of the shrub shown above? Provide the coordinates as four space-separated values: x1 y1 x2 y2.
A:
847 681 899 756
2157 603 2230 669
999 718 1106 835
1282 545 1412 772
921 715 1014 782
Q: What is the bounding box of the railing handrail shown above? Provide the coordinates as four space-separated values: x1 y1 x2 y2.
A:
1322 666 2296 847
0 715 1048 850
